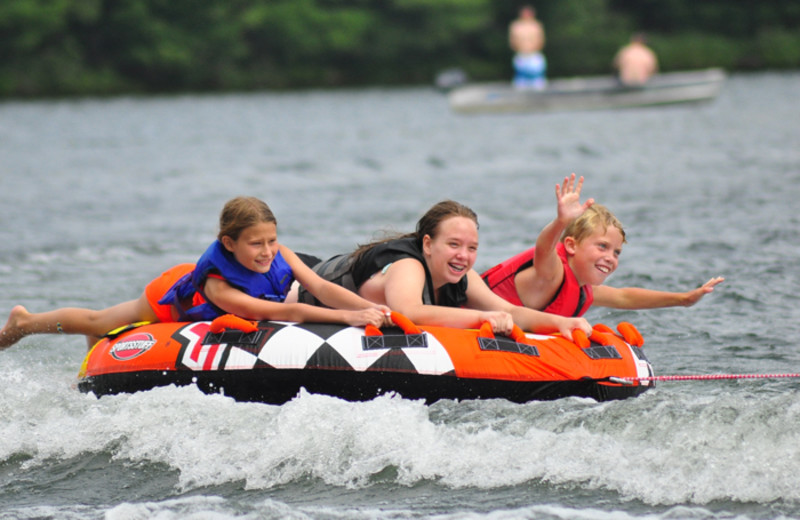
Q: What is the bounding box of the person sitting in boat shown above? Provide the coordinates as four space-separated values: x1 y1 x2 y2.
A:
289 200 591 340
509 5 547 90
481 174 724 317
0 196 392 350
613 33 658 86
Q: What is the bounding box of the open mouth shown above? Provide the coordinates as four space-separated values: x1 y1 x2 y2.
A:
448 262 466 275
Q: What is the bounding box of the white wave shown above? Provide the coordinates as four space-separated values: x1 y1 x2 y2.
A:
2 358 800 510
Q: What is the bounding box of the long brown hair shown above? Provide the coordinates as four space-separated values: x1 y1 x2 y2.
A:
352 200 479 263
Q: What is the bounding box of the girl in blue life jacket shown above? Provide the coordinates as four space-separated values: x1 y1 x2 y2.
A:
0 196 391 350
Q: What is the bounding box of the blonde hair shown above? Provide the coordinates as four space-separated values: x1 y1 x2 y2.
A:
217 196 277 241
561 204 627 244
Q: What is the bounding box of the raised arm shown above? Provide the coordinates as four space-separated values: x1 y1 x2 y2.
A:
514 174 594 308
534 174 594 277
592 276 725 309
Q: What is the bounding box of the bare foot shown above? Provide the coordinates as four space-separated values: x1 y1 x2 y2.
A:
0 305 31 349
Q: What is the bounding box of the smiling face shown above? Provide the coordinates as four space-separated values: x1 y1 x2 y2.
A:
422 216 479 288
221 221 280 274
564 225 624 287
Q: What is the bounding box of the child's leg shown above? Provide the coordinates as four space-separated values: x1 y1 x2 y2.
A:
0 293 158 350
0 305 33 349
83 294 159 348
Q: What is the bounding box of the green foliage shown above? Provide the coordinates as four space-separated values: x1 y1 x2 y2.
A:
650 33 742 71
755 29 800 69
0 0 797 98
544 0 632 76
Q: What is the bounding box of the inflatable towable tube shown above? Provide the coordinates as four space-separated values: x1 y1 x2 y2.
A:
77 312 654 403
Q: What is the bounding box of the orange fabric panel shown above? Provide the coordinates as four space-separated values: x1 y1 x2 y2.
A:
427 325 637 382
143 263 196 322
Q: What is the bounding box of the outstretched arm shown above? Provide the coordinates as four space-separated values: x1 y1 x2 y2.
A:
507 304 591 341
282 247 389 314
378 259 515 333
466 270 591 341
592 276 725 309
204 276 389 327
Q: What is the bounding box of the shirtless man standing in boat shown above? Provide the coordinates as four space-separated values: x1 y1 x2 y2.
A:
509 5 546 90
613 33 658 86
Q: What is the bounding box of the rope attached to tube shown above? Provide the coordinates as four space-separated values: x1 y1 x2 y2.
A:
609 373 800 385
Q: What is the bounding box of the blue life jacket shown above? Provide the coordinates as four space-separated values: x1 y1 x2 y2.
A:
158 240 294 321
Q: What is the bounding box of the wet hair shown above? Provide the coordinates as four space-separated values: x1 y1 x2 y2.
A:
352 200 479 263
561 204 627 244
217 196 277 241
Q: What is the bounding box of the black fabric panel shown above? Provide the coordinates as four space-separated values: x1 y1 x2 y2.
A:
78 368 649 404
367 349 417 373
305 343 355 370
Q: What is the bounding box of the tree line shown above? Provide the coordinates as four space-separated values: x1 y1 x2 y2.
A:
1 0 798 98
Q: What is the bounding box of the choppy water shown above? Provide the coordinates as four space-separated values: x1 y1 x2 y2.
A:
1 71 799 519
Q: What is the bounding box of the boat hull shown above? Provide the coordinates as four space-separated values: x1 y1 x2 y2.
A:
448 68 726 114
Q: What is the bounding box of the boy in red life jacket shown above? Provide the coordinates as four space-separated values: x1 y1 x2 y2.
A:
481 174 724 317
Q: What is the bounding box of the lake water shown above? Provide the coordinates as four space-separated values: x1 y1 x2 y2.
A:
0 71 799 519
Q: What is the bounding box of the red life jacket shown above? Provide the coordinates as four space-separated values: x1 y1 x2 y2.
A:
481 242 593 317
